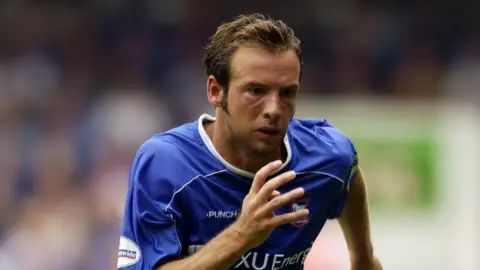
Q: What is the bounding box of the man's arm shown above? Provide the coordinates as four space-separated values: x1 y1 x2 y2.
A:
156 225 249 270
338 167 380 268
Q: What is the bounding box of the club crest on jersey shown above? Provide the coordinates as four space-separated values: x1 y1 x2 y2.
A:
291 197 310 228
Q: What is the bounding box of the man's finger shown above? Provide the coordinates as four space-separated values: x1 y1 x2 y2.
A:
259 187 304 216
268 209 310 227
249 160 282 194
268 190 281 201
256 170 296 200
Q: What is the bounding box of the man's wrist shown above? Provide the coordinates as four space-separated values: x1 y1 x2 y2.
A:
349 248 374 264
224 222 253 254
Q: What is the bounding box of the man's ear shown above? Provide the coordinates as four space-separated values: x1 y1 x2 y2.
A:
206 75 224 108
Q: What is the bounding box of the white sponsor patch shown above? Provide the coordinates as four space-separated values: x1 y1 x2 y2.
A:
117 236 141 268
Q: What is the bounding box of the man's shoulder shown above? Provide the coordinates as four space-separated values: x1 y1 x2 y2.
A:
139 120 201 155
133 123 203 184
289 118 353 147
133 120 221 187
289 118 357 164
289 118 357 178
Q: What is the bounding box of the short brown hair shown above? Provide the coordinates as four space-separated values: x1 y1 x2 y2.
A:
204 13 303 91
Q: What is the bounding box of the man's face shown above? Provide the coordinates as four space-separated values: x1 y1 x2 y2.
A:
221 46 300 156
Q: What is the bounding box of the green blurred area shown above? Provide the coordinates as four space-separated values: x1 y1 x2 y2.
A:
352 137 437 213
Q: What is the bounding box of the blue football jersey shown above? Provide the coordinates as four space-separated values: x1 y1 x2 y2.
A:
118 114 358 270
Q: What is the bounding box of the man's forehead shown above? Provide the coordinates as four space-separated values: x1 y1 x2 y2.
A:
230 46 300 83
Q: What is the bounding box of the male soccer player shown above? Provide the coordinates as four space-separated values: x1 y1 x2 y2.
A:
118 13 382 270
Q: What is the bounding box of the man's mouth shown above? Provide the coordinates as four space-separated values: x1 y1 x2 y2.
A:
257 128 280 136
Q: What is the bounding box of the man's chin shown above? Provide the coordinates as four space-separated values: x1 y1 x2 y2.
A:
249 141 283 156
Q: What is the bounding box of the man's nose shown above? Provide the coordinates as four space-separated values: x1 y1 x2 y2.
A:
263 93 282 121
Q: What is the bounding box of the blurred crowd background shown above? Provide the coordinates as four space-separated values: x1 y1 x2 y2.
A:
0 1 478 269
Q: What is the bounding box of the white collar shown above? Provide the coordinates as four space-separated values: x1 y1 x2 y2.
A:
197 114 292 178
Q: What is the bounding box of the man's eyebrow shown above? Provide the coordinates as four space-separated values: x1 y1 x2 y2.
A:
245 82 268 86
280 84 299 90
244 82 299 89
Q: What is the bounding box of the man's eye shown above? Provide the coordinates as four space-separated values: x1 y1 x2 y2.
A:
280 88 297 98
249 88 266 95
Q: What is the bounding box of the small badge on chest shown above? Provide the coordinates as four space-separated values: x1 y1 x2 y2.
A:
291 197 310 228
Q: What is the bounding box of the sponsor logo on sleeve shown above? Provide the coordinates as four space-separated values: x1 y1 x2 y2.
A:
118 236 141 268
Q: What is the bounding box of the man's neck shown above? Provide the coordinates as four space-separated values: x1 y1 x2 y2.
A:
204 120 283 174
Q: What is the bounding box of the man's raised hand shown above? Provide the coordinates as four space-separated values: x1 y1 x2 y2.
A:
232 160 309 249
